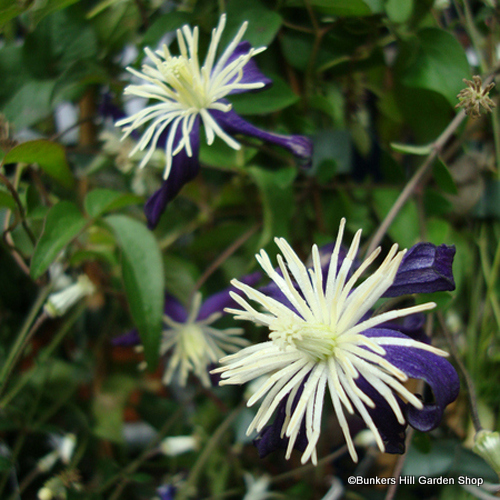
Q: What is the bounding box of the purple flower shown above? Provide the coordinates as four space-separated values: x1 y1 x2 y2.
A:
116 14 313 228
113 272 261 387
213 219 459 465
157 484 176 500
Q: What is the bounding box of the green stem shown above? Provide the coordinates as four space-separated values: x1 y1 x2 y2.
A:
0 287 51 398
0 303 86 409
177 405 243 500
102 406 184 497
479 226 500 334
438 312 483 432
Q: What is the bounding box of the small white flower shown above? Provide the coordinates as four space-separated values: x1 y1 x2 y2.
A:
116 14 266 180
242 473 272 500
214 219 456 465
37 434 77 473
160 292 248 387
159 435 199 457
44 275 95 318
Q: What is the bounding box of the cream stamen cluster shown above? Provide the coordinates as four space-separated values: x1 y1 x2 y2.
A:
214 219 448 464
161 292 248 387
116 14 266 180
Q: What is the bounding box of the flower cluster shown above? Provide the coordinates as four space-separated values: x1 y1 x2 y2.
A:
116 15 312 228
213 219 459 464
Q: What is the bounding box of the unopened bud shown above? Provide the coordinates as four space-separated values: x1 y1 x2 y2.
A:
473 429 500 475
45 275 95 318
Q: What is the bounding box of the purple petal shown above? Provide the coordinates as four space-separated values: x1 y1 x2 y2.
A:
144 120 201 229
356 374 407 454
253 381 308 458
157 485 176 500
223 41 273 95
209 108 313 167
379 313 430 344
164 293 188 323
364 328 460 432
100 93 126 122
384 243 456 297
111 328 141 346
197 271 262 321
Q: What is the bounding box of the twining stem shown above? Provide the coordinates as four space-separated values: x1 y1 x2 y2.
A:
366 108 466 256
190 223 260 300
103 406 185 498
177 405 243 500
0 287 51 398
438 312 483 433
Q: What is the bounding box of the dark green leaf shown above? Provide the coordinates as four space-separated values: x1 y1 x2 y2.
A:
434 158 458 194
223 1 282 48
248 166 296 247
142 12 193 47
0 189 16 211
84 189 143 218
229 74 299 115
399 28 470 106
373 188 420 249
105 215 164 369
4 140 74 189
285 0 378 16
0 456 12 472
31 201 87 279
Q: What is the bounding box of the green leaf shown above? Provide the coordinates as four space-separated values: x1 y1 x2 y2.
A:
390 142 433 156
399 28 470 106
386 0 413 23
4 140 74 189
229 74 299 115
84 189 143 218
142 11 193 47
0 189 16 211
31 201 87 279
248 166 296 247
373 188 420 249
0 456 12 472
92 374 137 443
285 0 377 16
2 80 56 129
434 158 458 194
105 215 164 369
223 1 282 48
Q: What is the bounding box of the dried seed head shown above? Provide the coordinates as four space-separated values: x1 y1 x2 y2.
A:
456 75 496 118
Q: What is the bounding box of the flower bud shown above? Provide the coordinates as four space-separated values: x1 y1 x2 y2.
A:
45 275 95 318
473 430 500 475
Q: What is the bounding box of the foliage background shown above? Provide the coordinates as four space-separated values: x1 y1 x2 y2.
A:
0 0 499 498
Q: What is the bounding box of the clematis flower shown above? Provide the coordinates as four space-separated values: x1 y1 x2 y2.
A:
113 273 260 387
213 219 459 465
115 14 312 228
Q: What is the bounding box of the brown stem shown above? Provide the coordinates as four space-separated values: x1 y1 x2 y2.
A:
191 223 261 299
366 109 466 256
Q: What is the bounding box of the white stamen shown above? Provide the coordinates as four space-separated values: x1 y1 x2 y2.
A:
213 220 452 464
116 14 268 179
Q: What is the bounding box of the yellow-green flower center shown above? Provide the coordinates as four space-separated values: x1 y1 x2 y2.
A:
161 56 208 110
269 318 338 361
